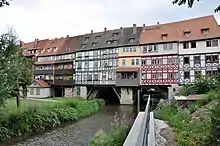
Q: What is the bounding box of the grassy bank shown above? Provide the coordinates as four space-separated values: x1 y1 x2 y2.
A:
0 98 104 141
155 99 219 146
90 115 132 146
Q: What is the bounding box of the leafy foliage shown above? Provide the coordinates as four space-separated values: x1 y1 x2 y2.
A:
179 74 217 96
90 114 132 146
173 0 220 12
0 0 11 7
0 29 33 107
0 99 104 141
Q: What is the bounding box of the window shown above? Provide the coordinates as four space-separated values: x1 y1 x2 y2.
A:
53 47 58 52
152 59 162 64
183 42 189 49
148 45 153 52
163 44 168 50
184 71 190 79
206 40 218 47
167 58 176 64
121 72 137 79
107 41 111 44
169 44 173 50
94 74 98 81
77 62 82 69
161 34 167 40
30 88 34 95
183 57 189 64
201 28 209 34
112 32 119 37
194 56 200 64
122 59 125 65
212 40 218 47
126 47 129 52
152 73 162 79
85 37 89 41
153 45 158 52
36 88 40 95
131 59 135 65
142 59 146 65
76 87 80 96
130 47 133 52
129 38 135 43
167 73 173 79
191 41 196 48
92 43 96 46
88 74 92 81
133 47 136 52
141 73 146 79
136 59 139 65
94 61 98 68
123 48 126 52
143 46 148 53
206 70 218 77
206 55 218 63
184 31 191 36
81 44 85 48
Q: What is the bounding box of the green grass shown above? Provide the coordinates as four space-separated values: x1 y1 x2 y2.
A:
0 98 105 141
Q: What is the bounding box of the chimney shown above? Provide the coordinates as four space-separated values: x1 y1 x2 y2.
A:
66 35 69 38
143 24 146 32
120 27 123 35
19 41 24 47
91 30 93 34
157 22 160 27
104 27 107 32
34 39 39 45
133 24 137 34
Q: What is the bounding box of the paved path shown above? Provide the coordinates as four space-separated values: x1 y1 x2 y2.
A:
155 119 177 146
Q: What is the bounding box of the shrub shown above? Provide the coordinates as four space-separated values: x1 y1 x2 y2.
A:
90 114 132 146
0 99 104 141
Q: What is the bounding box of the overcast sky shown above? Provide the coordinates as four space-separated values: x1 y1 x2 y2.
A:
0 0 219 42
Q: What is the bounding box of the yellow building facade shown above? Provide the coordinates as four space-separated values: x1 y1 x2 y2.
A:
117 46 141 67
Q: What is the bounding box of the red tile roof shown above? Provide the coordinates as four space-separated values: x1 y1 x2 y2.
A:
140 15 220 44
35 80 50 87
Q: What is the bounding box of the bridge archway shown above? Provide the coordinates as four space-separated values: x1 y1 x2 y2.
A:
87 87 120 105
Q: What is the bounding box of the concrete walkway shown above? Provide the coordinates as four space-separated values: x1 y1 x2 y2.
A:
155 119 177 146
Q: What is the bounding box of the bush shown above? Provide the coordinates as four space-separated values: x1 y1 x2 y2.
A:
90 114 132 146
0 99 104 141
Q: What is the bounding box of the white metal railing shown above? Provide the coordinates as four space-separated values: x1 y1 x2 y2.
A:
123 94 155 146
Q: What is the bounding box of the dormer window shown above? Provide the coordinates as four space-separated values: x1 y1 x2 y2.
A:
129 38 135 43
161 34 168 40
92 42 97 46
184 31 191 36
95 35 101 40
53 47 58 52
85 37 90 41
81 44 85 48
47 48 52 52
112 32 119 37
41 49 45 53
201 28 209 34
107 40 112 44
113 40 118 44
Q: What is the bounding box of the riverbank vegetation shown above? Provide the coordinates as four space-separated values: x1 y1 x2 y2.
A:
90 114 132 146
0 98 104 141
155 75 220 146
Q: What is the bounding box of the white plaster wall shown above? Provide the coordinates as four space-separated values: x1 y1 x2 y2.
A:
179 39 220 54
27 87 51 98
141 43 178 56
80 86 87 98
120 88 133 105
64 88 75 97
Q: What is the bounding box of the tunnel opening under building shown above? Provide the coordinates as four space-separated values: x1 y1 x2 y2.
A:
140 86 169 111
54 87 63 97
96 87 120 105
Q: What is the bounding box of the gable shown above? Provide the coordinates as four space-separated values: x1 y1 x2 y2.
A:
29 81 41 87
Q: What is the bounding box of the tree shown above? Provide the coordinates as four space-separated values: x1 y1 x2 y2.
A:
0 0 11 7
173 0 220 12
0 29 33 107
